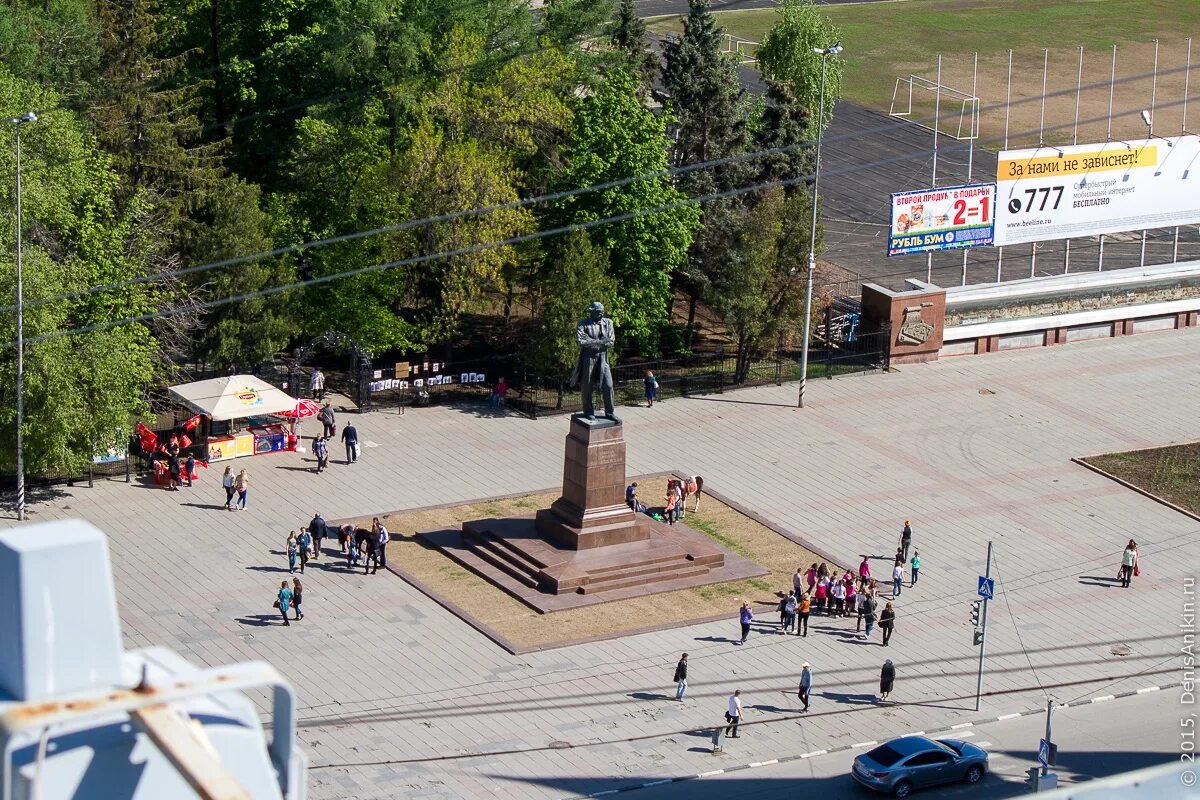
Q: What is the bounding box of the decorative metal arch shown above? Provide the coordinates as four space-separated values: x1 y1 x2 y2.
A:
287 331 375 410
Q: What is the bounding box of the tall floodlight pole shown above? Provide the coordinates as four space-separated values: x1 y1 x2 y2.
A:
10 111 37 521
797 43 842 409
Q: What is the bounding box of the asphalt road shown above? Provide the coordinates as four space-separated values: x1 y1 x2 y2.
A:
610 688 1184 799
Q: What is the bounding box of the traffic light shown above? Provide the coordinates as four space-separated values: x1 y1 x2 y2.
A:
973 629 984 646
970 600 982 625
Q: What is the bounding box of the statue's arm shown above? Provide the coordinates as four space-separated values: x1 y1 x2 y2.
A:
601 319 615 347
577 322 601 349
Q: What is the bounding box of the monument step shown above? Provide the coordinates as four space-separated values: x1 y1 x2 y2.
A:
462 536 541 589
578 565 712 594
565 555 711 591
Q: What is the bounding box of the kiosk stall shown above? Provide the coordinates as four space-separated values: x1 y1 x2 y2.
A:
168 375 301 462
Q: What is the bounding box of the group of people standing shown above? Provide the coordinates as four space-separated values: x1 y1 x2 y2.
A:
625 476 703 524
765 554 901 645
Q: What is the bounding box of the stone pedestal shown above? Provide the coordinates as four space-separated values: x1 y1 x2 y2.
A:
535 417 649 550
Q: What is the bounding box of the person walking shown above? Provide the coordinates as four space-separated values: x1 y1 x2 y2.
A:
664 487 678 526
880 601 895 647
234 469 249 510
797 663 813 712
724 690 743 738
286 532 299 573
674 479 686 520
318 402 335 438
1119 539 1140 587
373 517 390 572
910 550 921 586
221 466 235 509
184 453 195 487
309 513 329 559
489 376 509 409
900 520 913 562
738 602 753 644
291 577 304 621
783 592 798 634
275 580 293 626
805 563 818 593
891 561 903 598
673 653 688 701
845 577 857 619
861 593 878 640
310 368 325 401
856 580 868 632
879 659 895 701
859 555 871 581
796 592 811 637
341 421 359 464
313 435 329 474
297 528 312 574
644 370 659 407
347 529 362 568
792 567 805 599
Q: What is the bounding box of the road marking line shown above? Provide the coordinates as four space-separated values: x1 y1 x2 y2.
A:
976 741 994 747
997 713 1022 720
642 779 671 787
1092 695 1115 703
1137 686 1161 694
697 770 724 778
589 792 619 797
955 731 976 738
801 750 828 758
749 760 778 767
951 723 974 729
910 731 926 736
852 741 878 749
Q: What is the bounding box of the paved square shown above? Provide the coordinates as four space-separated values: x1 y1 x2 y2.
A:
8 327 1198 799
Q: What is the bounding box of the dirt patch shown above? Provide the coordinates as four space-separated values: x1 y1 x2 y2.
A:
1080 443 1200 518
335 476 845 652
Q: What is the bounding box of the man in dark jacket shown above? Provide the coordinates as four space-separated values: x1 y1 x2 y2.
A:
673 653 688 701
318 402 335 438
309 513 329 560
341 422 359 463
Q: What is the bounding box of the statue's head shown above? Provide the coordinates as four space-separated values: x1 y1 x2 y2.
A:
586 301 604 320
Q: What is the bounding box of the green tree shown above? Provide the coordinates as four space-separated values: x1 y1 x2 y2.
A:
553 66 699 354
527 230 617 386
709 187 816 383
755 79 813 189
0 68 160 477
609 0 657 87
0 0 100 106
756 0 843 132
661 0 751 348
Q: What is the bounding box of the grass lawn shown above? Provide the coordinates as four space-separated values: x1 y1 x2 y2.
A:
333 474 843 651
1082 443 1200 516
648 0 1200 146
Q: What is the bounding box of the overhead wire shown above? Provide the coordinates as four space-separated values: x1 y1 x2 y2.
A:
10 88 1198 350
7 60 1197 321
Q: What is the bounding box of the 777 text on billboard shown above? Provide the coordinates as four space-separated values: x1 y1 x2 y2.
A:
888 184 997 256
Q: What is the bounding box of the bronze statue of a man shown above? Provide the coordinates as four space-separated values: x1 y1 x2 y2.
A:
570 301 619 422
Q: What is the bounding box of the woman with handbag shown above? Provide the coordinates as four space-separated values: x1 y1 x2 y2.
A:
275 581 293 626
291 578 304 621
1119 540 1140 588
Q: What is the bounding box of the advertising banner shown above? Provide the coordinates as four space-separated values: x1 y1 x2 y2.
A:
888 184 997 256
994 136 1200 245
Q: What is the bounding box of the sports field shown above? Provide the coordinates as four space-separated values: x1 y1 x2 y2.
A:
649 0 1200 148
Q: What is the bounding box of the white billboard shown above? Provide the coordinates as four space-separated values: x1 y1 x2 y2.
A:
888 184 996 256
994 136 1200 246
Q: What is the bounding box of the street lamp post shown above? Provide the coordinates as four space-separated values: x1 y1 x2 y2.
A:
11 111 37 521
797 44 841 408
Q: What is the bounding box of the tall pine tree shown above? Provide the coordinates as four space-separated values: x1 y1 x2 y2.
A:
610 0 657 87
661 0 751 348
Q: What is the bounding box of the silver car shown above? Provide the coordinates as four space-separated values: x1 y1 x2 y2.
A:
852 735 988 797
